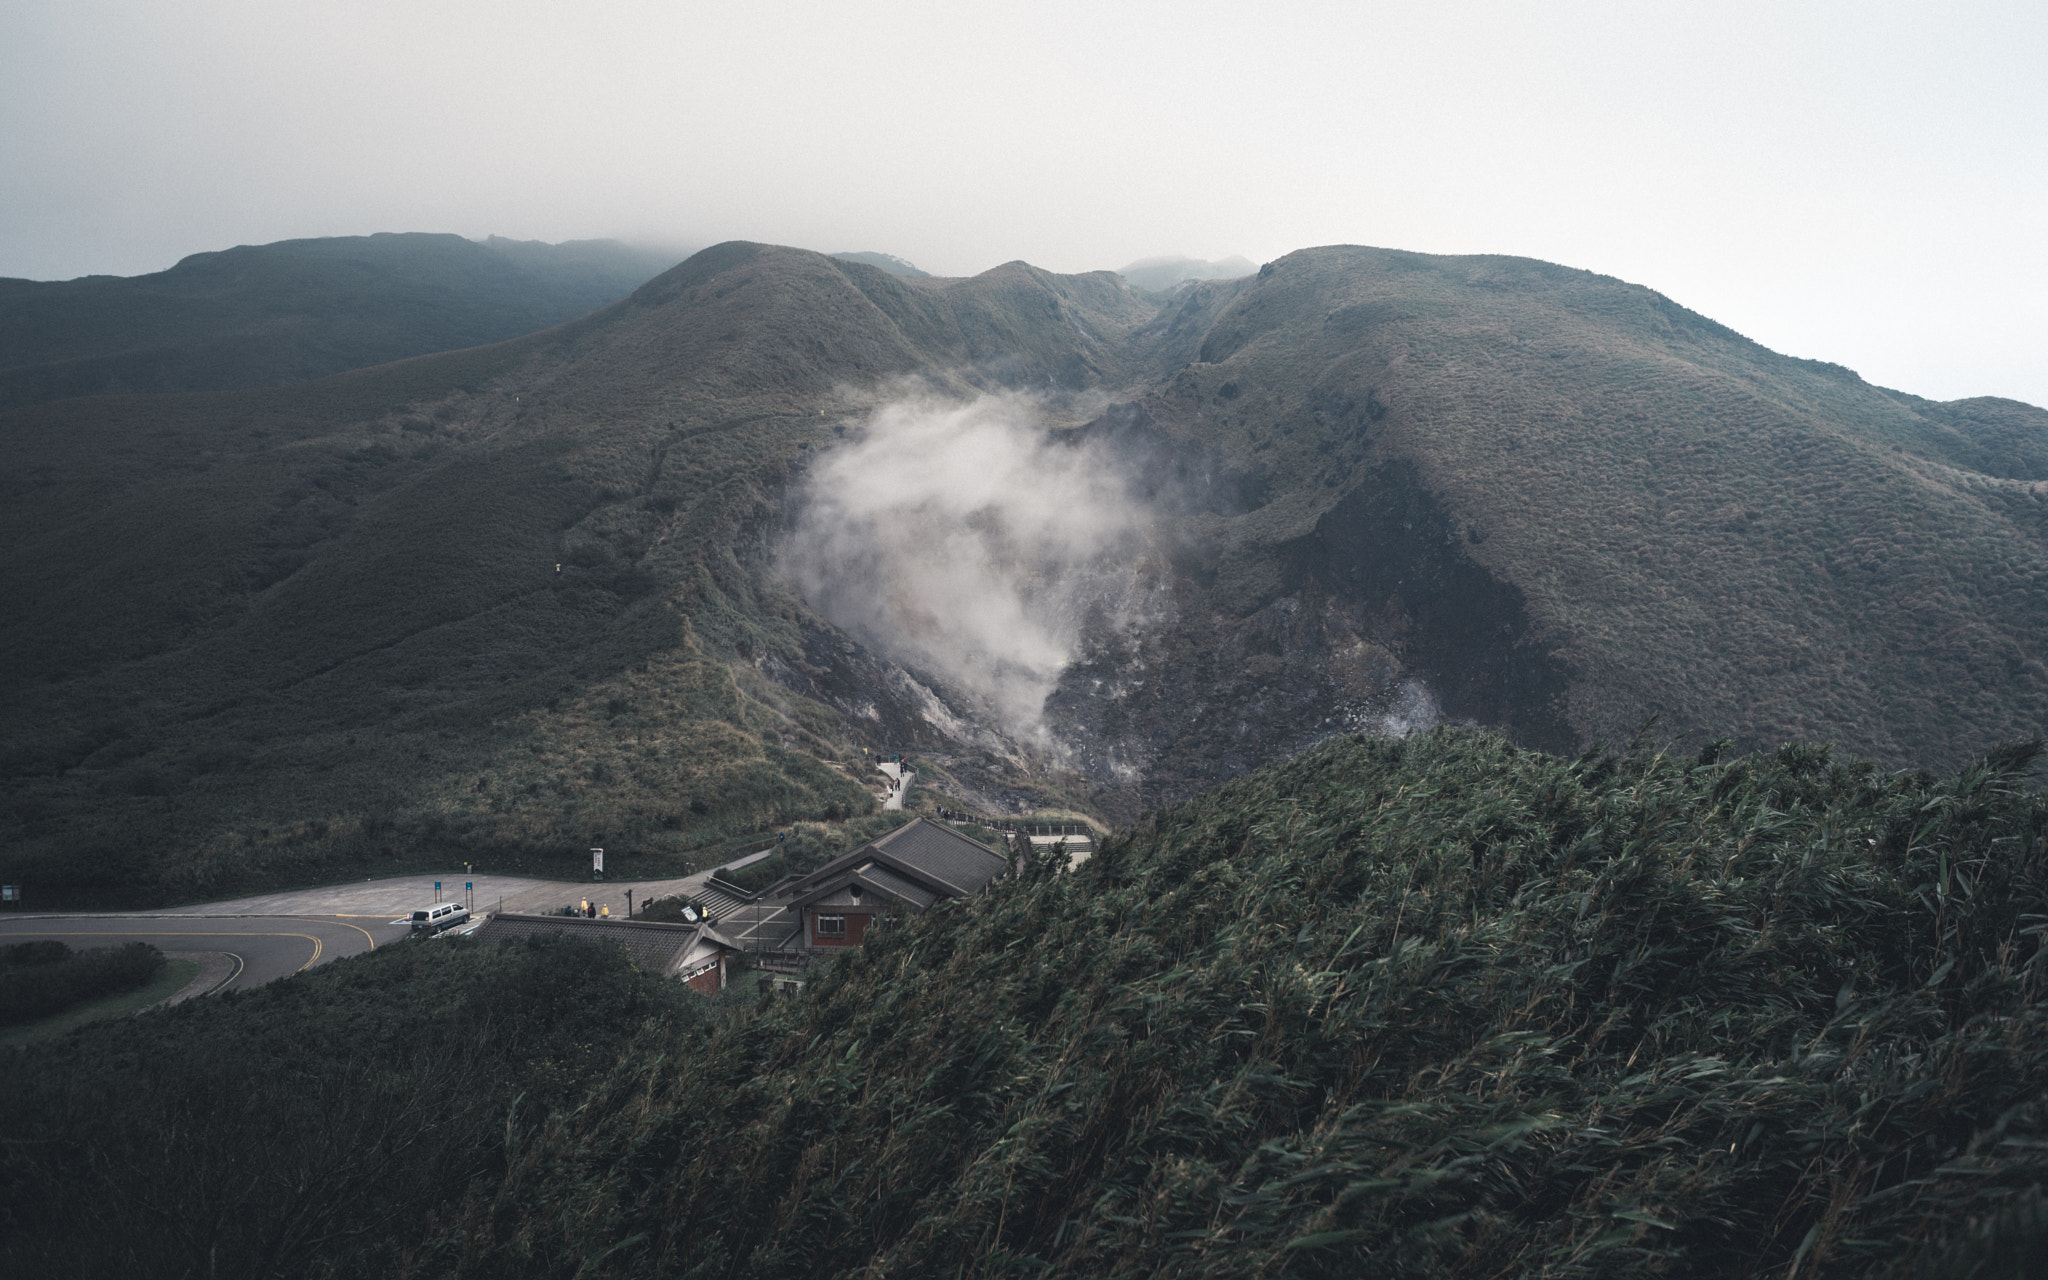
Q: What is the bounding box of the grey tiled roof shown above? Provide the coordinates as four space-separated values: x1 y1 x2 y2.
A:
473 913 734 976
858 863 940 909
793 862 937 912
869 819 1008 894
801 882 866 909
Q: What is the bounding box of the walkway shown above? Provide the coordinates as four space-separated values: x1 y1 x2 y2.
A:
878 761 915 810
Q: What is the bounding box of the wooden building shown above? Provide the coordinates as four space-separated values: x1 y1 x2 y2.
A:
712 817 1010 955
784 817 1010 950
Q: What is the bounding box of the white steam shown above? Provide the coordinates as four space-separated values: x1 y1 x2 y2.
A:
780 393 1158 745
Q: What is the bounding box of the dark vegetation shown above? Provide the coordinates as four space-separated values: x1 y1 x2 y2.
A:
0 933 704 1278
0 233 681 408
2 239 2043 905
8 729 2046 1277
0 940 165 1026
405 728 2048 1278
1062 248 2048 803
0 245 1154 904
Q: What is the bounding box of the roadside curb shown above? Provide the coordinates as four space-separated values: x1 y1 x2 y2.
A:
144 950 243 1009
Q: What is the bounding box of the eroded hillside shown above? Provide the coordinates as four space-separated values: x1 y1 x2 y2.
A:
1 241 2042 901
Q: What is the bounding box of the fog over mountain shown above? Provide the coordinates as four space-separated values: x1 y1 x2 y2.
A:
779 390 1163 750
1115 255 1258 292
828 252 929 278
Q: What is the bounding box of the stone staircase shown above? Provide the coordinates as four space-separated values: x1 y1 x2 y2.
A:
694 881 753 921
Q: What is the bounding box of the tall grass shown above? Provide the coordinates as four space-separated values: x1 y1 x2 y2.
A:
427 728 2048 1277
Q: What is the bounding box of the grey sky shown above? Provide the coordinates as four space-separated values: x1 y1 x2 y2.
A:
4 0 2043 406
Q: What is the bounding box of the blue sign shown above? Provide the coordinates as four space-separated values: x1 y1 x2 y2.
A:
465 881 473 891
435 881 442 893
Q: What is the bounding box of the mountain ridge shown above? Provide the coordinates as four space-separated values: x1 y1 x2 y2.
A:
1 240 2041 902
0 232 684 409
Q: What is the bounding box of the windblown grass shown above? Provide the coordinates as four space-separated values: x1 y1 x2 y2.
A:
432 728 2048 1277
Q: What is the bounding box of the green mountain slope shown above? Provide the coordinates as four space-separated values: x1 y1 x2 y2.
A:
0 232 682 409
0 240 2041 904
1051 248 2048 807
0 243 1159 901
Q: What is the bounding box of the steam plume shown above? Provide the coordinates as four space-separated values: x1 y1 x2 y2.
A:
780 392 1158 745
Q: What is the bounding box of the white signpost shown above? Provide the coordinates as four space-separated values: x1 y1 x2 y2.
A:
591 847 604 880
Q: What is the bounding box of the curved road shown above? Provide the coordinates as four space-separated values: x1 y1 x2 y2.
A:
0 915 390 992
0 852 787 1002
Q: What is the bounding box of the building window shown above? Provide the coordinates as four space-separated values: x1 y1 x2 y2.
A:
817 915 846 937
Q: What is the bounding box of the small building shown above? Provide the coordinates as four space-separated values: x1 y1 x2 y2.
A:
1024 832 1096 869
782 817 1010 951
710 817 1010 957
472 912 743 994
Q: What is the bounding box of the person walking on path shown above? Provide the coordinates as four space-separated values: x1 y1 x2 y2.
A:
877 760 913 811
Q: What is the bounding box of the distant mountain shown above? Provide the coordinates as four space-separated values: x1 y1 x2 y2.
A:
2 239 2043 905
829 251 930 277
0 233 684 409
1116 254 1258 292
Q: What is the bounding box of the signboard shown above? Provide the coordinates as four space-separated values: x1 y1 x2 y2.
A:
591 847 604 873
1 885 15 902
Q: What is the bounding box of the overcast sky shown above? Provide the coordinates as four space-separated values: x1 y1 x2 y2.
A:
4 0 2043 405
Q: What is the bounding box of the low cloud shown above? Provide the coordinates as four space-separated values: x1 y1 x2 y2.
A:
780 392 1161 746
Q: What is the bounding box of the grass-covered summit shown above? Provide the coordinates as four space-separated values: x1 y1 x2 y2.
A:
422 727 2048 1278
3 239 2043 904
0 232 682 409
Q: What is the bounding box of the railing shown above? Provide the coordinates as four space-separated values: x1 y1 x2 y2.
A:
704 872 756 899
752 950 806 973
946 816 1097 839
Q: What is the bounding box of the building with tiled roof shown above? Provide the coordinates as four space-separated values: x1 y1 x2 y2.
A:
785 817 1009 951
472 913 741 994
714 817 1010 955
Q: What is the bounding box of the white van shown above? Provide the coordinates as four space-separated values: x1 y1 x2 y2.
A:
409 901 470 936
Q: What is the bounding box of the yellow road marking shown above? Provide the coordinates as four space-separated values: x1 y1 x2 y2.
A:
6 930 326 969
288 917 378 950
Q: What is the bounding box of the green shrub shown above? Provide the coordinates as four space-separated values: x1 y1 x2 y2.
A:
0 932 699 1278
0 941 164 1026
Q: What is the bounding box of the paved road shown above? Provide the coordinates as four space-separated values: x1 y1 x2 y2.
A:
0 849 785 1001
153 874 552 920
0 915 388 992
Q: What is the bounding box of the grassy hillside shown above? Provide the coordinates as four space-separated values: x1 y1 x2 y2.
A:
426 729 2048 1278
0 932 705 1278
1 238 2042 903
0 232 680 408
0 243 1161 903
10 729 2039 1276
1061 247 2048 801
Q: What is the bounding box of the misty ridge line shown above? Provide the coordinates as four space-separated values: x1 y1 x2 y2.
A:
776 388 1171 749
